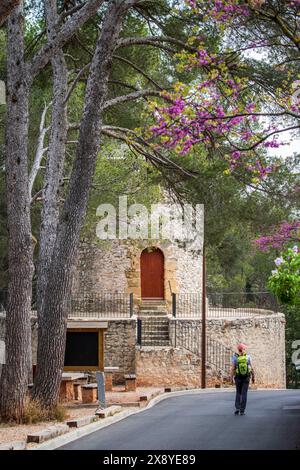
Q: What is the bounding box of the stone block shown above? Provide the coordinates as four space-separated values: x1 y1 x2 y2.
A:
105 372 113 391
27 424 69 444
139 395 148 401
0 440 27 450
82 384 98 403
124 374 136 391
60 379 75 401
96 405 122 419
67 415 97 428
74 382 82 401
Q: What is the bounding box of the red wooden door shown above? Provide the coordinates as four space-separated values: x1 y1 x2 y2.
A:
141 248 164 299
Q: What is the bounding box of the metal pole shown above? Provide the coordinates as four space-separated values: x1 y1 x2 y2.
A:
201 246 206 389
96 371 106 409
129 292 134 317
172 293 176 318
137 318 142 345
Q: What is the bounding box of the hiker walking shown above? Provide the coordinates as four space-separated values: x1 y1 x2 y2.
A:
231 342 255 415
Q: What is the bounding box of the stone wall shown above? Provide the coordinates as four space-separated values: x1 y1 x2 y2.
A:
169 312 286 388
72 240 131 295
172 244 203 294
0 310 286 389
0 315 136 385
104 320 136 384
207 313 286 388
136 346 202 388
73 239 203 313
73 203 204 302
135 346 220 388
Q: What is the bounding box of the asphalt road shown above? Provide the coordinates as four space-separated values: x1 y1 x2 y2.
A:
59 390 300 450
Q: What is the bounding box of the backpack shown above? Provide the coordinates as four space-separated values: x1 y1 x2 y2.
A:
236 353 250 377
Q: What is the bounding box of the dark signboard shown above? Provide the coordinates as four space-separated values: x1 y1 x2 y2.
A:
64 329 104 371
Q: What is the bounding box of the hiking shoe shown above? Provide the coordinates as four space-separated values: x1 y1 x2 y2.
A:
234 410 240 415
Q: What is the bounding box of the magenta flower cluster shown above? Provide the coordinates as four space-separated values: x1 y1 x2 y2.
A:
255 221 300 252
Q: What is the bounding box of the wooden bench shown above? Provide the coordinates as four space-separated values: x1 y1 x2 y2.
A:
124 374 136 392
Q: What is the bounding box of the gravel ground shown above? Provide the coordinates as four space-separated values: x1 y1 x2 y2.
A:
0 386 165 446
0 406 98 445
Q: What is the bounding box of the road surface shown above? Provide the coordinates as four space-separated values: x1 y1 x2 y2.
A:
59 390 300 450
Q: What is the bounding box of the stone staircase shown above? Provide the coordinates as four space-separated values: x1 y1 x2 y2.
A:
139 317 170 346
138 300 170 346
138 300 169 317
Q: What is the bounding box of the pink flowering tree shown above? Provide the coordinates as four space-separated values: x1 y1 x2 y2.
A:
255 221 300 252
148 0 300 182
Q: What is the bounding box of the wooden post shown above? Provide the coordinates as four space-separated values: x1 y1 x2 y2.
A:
201 246 206 389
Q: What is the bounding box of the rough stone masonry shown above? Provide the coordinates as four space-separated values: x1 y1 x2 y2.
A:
136 312 286 389
0 309 286 389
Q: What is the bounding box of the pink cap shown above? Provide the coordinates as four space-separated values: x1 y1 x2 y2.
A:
237 342 247 351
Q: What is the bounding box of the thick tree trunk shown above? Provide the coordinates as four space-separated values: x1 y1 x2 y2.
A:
0 4 33 422
33 0 128 408
0 0 20 26
37 0 68 318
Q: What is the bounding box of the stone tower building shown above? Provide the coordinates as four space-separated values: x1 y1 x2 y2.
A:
72 201 204 314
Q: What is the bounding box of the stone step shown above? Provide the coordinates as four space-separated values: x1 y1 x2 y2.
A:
141 318 169 323
140 302 168 310
142 340 170 346
141 317 169 322
142 327 169 333
140 307 168 311
139 316 170 346
138 313 169 319
142 330 170 337
141 327 169 332
142 332 169 338
139 309 168 315
142 327 169 331
142 338 170 344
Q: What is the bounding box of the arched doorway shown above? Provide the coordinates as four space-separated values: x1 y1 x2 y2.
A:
140 248 164 299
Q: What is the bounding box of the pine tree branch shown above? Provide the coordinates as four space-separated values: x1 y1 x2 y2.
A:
116 35 197 52
103 89 165 109
29 102 52 197
26 0 105 82
65 63 90 103
113 54 164 89
101 127 195 177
